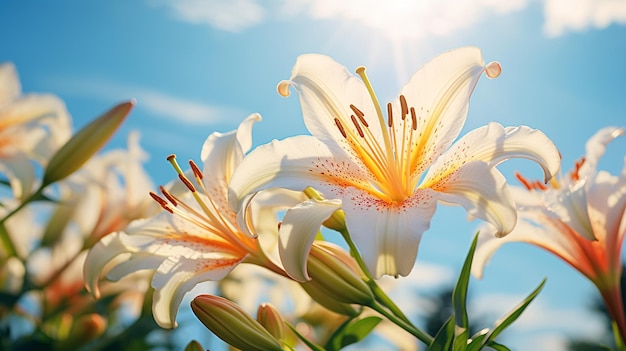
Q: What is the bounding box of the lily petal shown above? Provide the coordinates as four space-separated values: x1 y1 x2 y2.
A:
152 256 243 328
341 187 438 278
83 232 135 298
398 47 488 174
278 54 377 149
0 63 21 106
579 126 624 179
278 198 342 281
201 113 261 202
229 135 362 211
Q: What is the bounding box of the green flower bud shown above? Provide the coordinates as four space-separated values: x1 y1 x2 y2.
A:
301 242 373 307
257 303 286 340
184 340 204 351
42 101 133 186
191 295 283 351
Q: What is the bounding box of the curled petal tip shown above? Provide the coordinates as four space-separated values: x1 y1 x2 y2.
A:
277 80 291 97
485 61 502 79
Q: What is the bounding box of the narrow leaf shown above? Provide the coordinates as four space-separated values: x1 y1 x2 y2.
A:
451 234 478 350
482 278 546 347
326 316 382 351
430 316 455 351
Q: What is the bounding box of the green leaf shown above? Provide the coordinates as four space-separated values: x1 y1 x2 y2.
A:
466 328 489 351
326 316 382 351
430 316 455 351
486 340 512 351
481 278 546 347
451 234 478 351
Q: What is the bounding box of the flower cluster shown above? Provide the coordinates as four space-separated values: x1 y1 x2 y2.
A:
0 46 624 351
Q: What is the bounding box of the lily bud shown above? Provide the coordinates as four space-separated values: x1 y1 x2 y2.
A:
303 187 346 231
42 101 133 186
257 303 286 340
184 340 204 351
191 295 283 351
301 242 373 307
65 314 106 346
300 279 360 317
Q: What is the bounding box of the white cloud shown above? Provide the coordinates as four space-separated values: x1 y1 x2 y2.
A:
53 77 243 125
544 0 626 36
150 0 266 32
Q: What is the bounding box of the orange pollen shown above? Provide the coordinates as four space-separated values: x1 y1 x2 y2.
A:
533 180 548 190
179 174 196 192
351 115 365 138
334 118 347 138
160 186 178 206
386 103 393 127
190 160 204 180
516 171 550 191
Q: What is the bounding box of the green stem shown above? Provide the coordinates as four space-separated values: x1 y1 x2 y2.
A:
0 185 45 258
338 228 432 342
369 300 433 345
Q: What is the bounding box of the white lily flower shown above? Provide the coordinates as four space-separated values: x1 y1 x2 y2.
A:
472 126 626 341
0 62 71 201
229 47 561 278
84 114 299 328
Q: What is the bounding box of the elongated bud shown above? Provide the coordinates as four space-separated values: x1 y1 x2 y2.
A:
303 187 346 231
184 340 204 351
301 242 373 307
300 278 360 317
42 101 133 186
257 303 286 340
191 295 283 351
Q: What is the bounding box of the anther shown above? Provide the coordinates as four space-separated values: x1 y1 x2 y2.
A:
277 80 291 97
399 95 408 120
386 103 393 128
150 192 174 213
179 174 196 192
160 186 178 206
351 115 364 138
334 118 347 138
350 104 365 118
189 160 204 180
515 171 533 191
410 107 417 130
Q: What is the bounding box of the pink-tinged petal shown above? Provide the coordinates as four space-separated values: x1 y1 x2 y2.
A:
278 54 378 149
151 255 243 328
0 63 21 107
587 168 626 267
83 232 136 299
424 123 560 187
341 187 437 278
229 135 362 211
398 47 489 175
544 181 595 241
428 160 516 237
278 198 342 281
579 126 624 179
201 113 261 203
472 217 579 279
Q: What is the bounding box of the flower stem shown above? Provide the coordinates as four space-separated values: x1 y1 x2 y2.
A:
0 185 45 258
338 228 433 345
369 300 433 345
600 284 626 350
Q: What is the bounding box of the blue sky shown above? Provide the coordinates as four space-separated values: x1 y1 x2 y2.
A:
2 0 626 350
